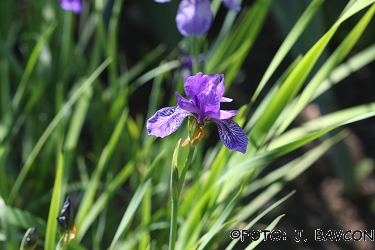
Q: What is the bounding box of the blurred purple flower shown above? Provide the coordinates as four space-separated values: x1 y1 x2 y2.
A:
60 0 82 13
155 0 241 36
147 72 248 153
181 53 205 79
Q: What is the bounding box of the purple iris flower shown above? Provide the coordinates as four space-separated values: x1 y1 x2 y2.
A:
181 53 205 79
154 0 241 36
147 72 248 153
60 0 82 13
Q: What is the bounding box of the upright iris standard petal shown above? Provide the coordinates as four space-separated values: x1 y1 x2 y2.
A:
60 0 82 13
196 90 220 123
176 0 213 36
184 72 206 102
184 73 220 102
212 118 248 153
222 0 241 12
147 107 193 138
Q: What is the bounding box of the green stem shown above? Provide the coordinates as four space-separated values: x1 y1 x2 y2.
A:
191 36 200 74
169 198 178 250
169 143 195 250
178 146 195 195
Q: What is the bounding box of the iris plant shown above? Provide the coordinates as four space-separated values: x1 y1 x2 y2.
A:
155 0 241 36
60 0 82 13
147 72 248 153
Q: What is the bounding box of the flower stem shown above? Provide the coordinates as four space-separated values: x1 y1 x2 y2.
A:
169 197 178 250
169 143 195 250
191 36 200 75
178 146 195 195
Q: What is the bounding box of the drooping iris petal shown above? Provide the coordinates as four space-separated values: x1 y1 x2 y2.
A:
60 0 82 13
222 0 241 12
175 92 199 114
176 0 213 36
212 118 248 153
147 107 193 137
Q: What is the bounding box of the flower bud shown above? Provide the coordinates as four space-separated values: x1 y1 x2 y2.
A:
56 196 74 235
21 226 38 250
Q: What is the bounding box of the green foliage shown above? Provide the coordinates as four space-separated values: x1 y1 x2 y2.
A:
1 0 375 249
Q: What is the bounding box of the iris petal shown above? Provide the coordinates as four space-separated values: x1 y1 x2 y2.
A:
184 72 204 103
209 110 237 120
175 92 199 114
147 107 192 137
176 0 213 36
220 97 233 102
184 73 220 102
197 90 220 123
222 0 241 12
215 74 225 98
60 0 82 13
212 118 248 153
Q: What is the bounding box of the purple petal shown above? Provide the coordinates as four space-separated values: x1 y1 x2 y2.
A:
184 72 204 102
212 118 248 153
184 73 221 103
211 74 232 102
182 54 205 68
216 74 225 99
147 107 192 137
181 68 191 80
60 0 82 13
176 0 213 36
175 92 199 114
220 97 233 102
196 90 220 124
209 110 238 120
222 0 241 12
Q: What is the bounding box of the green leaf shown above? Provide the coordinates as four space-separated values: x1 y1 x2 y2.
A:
249 0 325 107
109 150 164 249
226 191 295 250
45 152 64 250
245 214 285 250
249 26 337 152
6 206 46 236
313 43 375 101
197 187 242 250
269 102 375 149
75 161 135 241
0 196 8 249
8 58 112 204
75 108 128 229
277 3 375 136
